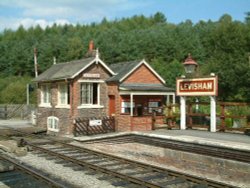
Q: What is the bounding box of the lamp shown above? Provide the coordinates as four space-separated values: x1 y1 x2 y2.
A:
183 53 198 74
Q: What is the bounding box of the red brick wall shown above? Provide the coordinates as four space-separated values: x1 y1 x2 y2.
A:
124 64 162 84
116 115 132 131
131 116 152 131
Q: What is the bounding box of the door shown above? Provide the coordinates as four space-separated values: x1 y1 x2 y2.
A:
109 95 115 116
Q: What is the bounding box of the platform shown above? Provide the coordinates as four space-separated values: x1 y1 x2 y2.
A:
73 129 250 152
0 119 46 135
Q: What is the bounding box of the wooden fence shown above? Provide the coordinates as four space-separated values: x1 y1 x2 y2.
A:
159 102 250 132
73 116 115 136
0 104 35 119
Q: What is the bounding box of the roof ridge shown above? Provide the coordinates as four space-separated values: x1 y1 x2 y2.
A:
110 60 140 66
53 57 95 66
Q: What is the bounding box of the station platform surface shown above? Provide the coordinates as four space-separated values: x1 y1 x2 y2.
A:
0 120 249 152
0 119 33 129
73 129 250 152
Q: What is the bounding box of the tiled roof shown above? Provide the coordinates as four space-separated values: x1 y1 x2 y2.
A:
33 57 95 82
119 83 174 92
107 61 141 82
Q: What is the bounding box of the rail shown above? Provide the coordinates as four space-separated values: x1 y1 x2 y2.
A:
2 128 238 187
0 154 67 188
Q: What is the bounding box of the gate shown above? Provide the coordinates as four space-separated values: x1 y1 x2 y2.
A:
73 116 115 136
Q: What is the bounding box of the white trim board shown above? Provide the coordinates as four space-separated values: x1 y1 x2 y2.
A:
71 56 115 79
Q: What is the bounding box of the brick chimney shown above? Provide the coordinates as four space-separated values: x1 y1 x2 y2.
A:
89 40 94 52
86 40 98 57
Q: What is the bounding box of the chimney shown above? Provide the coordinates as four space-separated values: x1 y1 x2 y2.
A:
86 40 98 57
89 40 94 52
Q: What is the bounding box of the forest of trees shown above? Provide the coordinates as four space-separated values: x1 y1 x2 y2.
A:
0 12 249 103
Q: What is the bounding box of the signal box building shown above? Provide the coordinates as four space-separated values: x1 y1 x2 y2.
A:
34 49 175 135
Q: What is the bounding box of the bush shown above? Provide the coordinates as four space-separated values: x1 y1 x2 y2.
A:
0 76 36 104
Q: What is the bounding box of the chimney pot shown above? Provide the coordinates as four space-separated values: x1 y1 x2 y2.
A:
89 40 94 51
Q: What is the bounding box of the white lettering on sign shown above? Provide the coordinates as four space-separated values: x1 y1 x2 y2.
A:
176 77 218 96
83 73 100 78
89 119 102 126
180 82 213 91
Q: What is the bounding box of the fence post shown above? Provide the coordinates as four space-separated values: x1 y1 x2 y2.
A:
73 119 76 137
152 110 156 130
112 117 115 132
187 103 193 129
220 104 225 132
103 117 107 133
167 105 173 129
87 118 89 135
4 105 7 120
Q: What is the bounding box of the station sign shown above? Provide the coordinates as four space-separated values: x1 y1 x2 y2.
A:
83 73 100 78
89 119 102 126
176 76 218 96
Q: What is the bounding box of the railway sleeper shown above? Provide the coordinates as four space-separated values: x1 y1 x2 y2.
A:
140 173 166 181
160 177 187 186
0 171 20 179
111 179 132 187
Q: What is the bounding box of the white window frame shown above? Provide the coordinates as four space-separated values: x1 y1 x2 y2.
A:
39 84 51 107
56 83 70 108
47 116 59 132
121 101 135 114
78 81 104 109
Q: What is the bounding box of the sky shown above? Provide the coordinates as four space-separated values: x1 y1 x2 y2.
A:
0 0 249 31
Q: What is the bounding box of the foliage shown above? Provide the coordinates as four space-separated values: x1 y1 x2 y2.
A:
0 12 249 102
0 76 36 104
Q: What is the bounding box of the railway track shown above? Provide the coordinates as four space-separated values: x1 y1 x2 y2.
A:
81 134 250 163
1 128 241 187
27 140 235 188
0 154 68 188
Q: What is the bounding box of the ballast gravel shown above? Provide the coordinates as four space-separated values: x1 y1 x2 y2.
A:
10 152 119 188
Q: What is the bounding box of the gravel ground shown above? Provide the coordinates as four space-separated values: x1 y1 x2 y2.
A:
9 151 120 188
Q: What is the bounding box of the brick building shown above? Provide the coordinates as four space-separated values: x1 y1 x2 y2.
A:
34 49 175 135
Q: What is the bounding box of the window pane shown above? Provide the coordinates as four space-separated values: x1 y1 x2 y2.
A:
121 101 134 113
59 84 67 104
67 84 70 105
81 83 99 105
42 85 50 104
81 83 90 104
93 83 98 104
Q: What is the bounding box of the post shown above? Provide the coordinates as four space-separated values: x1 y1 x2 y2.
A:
4 105 7 120
34 48 38 78
180 96 186 130
187 103 192 129
130 93 133 116
26 84 29 105
172 94 176 112
152 110 156 130
220 104 225 132
210 96 216 132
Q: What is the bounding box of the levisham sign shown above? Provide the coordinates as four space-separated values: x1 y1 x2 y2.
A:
176 77 218 96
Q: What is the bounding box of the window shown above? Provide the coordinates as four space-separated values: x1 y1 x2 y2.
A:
40 84 51 106
121 101 135 113
80 83 99 105
47 116 59 132
58 83 70 107
148 101 162 113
